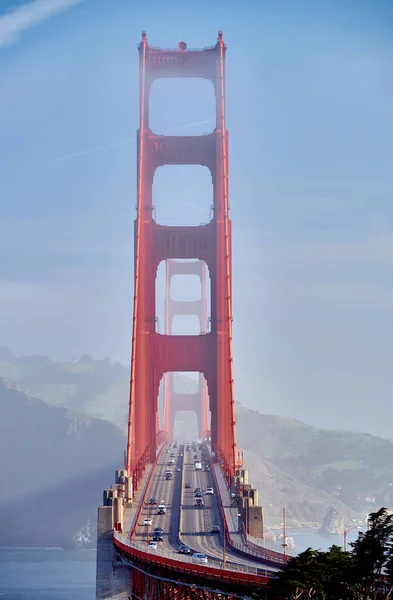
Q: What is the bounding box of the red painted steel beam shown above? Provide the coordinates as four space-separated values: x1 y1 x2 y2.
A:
127 32 237 480
162 259 210 441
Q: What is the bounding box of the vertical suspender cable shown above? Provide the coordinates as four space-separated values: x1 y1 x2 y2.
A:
162 260 171 435
127 35 148 474
219 35 237 475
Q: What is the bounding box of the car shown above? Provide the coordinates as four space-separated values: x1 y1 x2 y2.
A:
148 498 157 505
143 518 152 526
204 465 210 472
158 504 167 514
185 483 191 489
211 525 220 534
179 453 183 457
195 491 203 498
193 454 198 459
195 487 201 493
148 541 158 549
205 487 214 495
178 545 192 554
165 449 170 453
175 467 181 472
192 552 208 564
170 453 175 458
153 527 163 534
152 534 163 542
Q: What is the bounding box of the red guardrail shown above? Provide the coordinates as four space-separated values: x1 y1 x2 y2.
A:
247 538 290 563
208 449 289 568
113 535 269 587
129 444 166 539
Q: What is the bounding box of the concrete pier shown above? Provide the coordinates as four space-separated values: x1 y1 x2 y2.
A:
96 532 130 600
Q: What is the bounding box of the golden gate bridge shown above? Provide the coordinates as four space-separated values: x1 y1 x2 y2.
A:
96 32 288 600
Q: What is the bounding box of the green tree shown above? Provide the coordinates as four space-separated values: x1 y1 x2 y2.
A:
269 547 346 599
269 508 393 599
350 507 393 599
322 544 353 600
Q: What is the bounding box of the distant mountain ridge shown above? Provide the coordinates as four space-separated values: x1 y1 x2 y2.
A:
0 375 125 547
1 347 393 544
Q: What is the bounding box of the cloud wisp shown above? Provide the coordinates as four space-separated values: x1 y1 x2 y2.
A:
50 118 216 163
0 0 83 48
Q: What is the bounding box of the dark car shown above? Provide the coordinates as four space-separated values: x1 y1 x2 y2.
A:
152 534 163 541
195 491 203 498
204 465 210 472
211 525 221 534
185 483 191 489
195 487 201 493
148 498 157 505
153 527 163 534
178 545 192 554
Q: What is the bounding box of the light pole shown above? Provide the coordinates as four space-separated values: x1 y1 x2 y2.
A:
282 507 287 559
223 525 227 569
244 497 249 545
268 504 287 557
343 526 361 552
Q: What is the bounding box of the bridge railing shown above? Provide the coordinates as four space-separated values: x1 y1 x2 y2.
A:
208 446 289 567
114 530 272 580
129 444 166 539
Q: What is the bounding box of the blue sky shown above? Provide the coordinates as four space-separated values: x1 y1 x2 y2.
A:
1 0 393 436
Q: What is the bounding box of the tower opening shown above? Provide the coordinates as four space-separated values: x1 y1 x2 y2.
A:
149 78 215 136
152 165 212 226
155 259 211 335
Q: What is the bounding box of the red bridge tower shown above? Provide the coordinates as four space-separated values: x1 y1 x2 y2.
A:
160 259 210 443
126 32 237 489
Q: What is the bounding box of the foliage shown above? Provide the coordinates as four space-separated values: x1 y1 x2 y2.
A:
269 508 393 600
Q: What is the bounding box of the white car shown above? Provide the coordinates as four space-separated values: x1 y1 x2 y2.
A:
175 467 181 472
148 541 157 549
192 552 208 564
205 487 214 495
143 518 152 526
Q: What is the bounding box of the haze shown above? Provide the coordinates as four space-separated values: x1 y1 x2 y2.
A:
0 0 392 437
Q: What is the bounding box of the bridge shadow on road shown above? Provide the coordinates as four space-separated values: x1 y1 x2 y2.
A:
181 531 211 537
181 504 212 510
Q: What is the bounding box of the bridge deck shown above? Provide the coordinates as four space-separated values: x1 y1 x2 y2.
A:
115 443 280 581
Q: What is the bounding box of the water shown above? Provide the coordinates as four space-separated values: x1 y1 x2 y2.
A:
0 530 361 598
0 548 96 600
289 527 362 554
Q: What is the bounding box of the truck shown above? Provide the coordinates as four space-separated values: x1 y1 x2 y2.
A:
194 462 202 471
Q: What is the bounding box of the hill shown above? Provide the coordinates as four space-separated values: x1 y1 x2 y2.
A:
1 347 393 527
0 376 125 547
235 405 393 512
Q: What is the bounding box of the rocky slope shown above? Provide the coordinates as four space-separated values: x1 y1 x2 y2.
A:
0 376 125 547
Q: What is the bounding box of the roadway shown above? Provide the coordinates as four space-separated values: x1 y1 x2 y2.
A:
179 444 276 571
134 443 184 557
133 441 278 574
